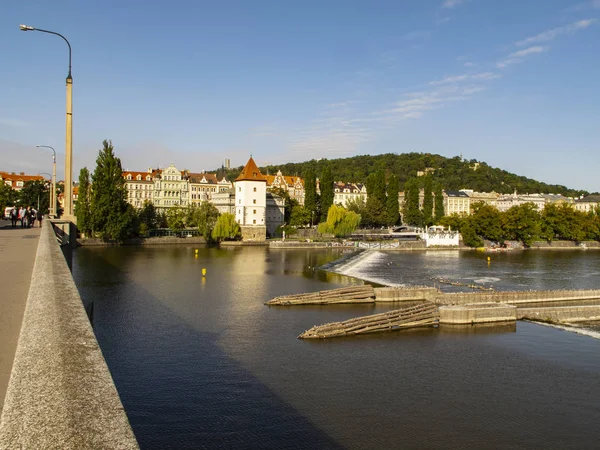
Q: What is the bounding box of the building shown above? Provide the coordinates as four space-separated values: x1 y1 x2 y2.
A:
123 168 156 208
265 170 305 205
235 157 267 241
496 192 545 212
333 182 367 208
152 164 189 210
187 172 232 207
460 190 500 210
444 190 471 216
266 192 285 236
1 171 45 190
211 189 236 215
574 195 600 213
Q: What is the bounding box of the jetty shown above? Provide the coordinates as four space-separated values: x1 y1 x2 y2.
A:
298 302 439 339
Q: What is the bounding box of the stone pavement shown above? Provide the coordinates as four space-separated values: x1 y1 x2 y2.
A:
0 220 40 414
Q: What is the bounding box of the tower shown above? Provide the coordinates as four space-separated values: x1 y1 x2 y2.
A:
234 156 267 241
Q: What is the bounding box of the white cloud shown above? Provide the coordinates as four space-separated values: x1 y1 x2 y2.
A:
442 0 465 8
509 46 548 58
429 72 500 85
497 46 548 69
463 62 475 67
516 19 597 46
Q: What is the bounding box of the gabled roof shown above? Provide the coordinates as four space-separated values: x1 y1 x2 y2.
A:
122 170 156 180
576 194 600 203
0 171 46 184
265 174 304 187
235 157 266 182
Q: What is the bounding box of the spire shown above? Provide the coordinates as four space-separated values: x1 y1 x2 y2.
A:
235 156 266 182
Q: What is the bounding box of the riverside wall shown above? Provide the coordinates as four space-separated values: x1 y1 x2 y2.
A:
0 224 138 449
433 289 600 306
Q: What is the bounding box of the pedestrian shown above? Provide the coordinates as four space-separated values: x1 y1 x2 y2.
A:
18 206 25 228
36 209 43 228
10 206 17 228
30 207 37 228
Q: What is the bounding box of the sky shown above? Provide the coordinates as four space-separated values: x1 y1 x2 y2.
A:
1 0 599 191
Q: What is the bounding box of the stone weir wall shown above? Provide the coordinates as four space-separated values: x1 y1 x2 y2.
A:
0 225 139 448
434 289 600 306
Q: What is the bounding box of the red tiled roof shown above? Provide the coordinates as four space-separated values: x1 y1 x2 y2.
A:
235 157 266 182
0 171 46 184
265 174 304 187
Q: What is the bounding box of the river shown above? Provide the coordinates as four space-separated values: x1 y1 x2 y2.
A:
73 246 600 449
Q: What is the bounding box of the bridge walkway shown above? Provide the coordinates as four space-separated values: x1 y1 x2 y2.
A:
0 221 41 415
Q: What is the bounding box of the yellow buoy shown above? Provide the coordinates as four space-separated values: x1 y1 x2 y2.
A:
195 249 199 254
487 256 491 261
202 268 207 277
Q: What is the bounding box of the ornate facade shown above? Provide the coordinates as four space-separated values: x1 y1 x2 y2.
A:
265 170 305 205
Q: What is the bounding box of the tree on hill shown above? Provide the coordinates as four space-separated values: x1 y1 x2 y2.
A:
386 174 400 226
319 164 334 222
75 167 92 236
212 213 241 241
317 204 361 238
90 140 136 241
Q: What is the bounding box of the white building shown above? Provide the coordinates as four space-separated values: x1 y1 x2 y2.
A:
496 192 545 212
333 182 367 208
235 157 267 241
574 195 600 213
187 172 232 207
265 170 305 205
123 168 156 208
152 164 189 211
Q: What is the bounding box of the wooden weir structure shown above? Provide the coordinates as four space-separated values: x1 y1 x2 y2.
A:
298 301 439 339
266 285 376 305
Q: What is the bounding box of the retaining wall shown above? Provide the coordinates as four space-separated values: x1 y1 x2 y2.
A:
439 304 517 324
374 287 439 302
434 289 600 306
0 224 138 449
518 305 600 323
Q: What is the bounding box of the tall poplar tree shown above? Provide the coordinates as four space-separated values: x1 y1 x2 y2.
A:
386 174 400 226
319 164 334 222
75 167 92 236
403 178 423 227
422 176 433 226
90 140 134 241
304 169 318 225
434 183 445 224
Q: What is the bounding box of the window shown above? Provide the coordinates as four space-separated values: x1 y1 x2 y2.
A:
253 199 256 204
253 209 256 214
238 187 241 192
253 219 256 224
253 187 257 192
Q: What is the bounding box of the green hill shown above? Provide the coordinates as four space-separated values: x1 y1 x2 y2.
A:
217 153 586 197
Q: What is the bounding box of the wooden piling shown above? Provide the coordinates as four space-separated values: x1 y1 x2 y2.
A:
266 285 376 305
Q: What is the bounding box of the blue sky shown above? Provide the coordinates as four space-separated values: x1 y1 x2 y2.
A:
1 0 599 191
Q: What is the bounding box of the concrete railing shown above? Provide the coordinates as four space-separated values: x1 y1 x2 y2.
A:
0 223 138 449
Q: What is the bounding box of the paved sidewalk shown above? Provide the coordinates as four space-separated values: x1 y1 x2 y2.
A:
0 221 41 415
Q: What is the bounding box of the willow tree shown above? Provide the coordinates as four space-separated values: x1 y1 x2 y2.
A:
212 213 241 242
317 204 361 238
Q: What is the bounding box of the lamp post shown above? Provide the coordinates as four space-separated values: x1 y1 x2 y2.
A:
39 172 52 212
37 146 56 217
20 24 73 218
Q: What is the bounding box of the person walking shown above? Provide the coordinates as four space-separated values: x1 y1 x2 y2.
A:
29 207 37 228
10 206 17 228
36 209 43 228
18 206 25 228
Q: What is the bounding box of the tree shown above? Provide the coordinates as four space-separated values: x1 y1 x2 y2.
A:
19 180 49 213
319 164 334 222
137 201 159 237
422 176 433 227
289 204 311 227
304 169 318 223
90 140 135 241
166 206 186 233
470 202 504 243
317 204 361 238
386 174 400 226
195 201 220 242
212 213 241 241
403 178 423 227
74 167 92 236
433 183 445 224
0 182 19 213
366 170 387 227
503 203 541 247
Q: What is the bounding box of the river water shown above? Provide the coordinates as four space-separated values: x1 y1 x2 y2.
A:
73 246 600 449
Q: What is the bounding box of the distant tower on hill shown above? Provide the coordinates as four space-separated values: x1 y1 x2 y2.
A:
225 158 230 169
234 156 267 241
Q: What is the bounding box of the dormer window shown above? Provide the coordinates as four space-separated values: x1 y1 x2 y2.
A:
136 175 141 180
127 174 132 180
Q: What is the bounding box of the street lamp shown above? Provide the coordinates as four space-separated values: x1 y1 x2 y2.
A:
20 24 74 218
37 145 57 217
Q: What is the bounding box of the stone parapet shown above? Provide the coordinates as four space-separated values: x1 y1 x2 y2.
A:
0 224 138 449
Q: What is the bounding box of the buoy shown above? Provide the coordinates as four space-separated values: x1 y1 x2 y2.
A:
195 249 199 254
202 268 207 277
487 256 491 262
